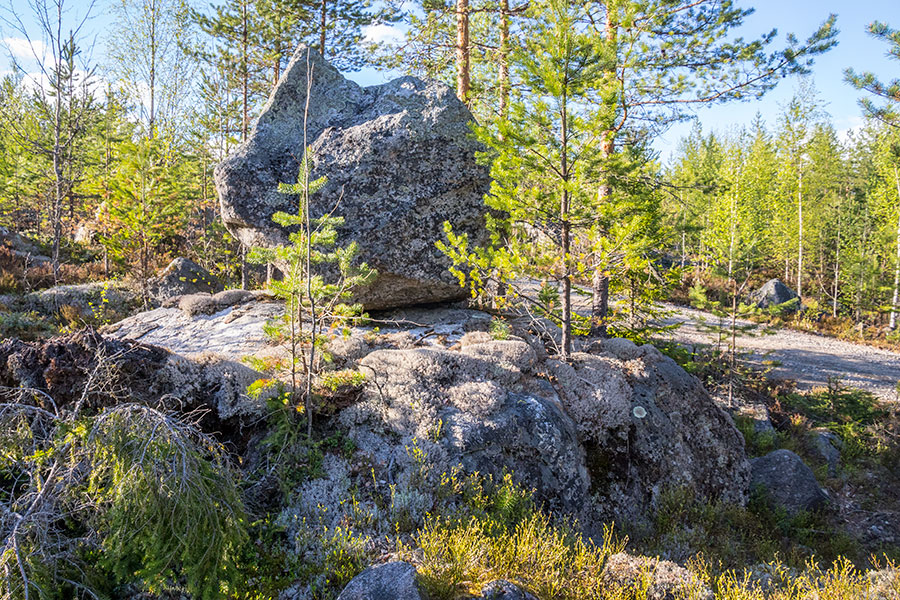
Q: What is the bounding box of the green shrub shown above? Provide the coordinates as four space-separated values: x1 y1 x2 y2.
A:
0 402 247 600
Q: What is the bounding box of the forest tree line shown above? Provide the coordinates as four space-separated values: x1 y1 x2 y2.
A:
669 82 900 332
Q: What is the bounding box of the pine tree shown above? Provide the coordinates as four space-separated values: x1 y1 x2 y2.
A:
107 0 196 138
439 0 609 357
249 149 375 437
846 21 900 128
101 136 190 307
583 0 838 333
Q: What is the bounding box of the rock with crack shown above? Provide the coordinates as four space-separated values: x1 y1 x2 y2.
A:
339 335 749 522
341 340 591 515
214 45 491 310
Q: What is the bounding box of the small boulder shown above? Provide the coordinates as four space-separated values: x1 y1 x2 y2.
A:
748 279 800 311
177 289 255 316
336 562 424 600
150 257 223 301
809 429 842 477
478 580 538 600
750 449 831 515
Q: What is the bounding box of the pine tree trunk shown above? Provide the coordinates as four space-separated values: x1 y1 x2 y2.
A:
797 168 803 298
241 0 249 141
590 8 617 338
455 0 470 104
890 167 900 330
560 87 571 357
498 0 509 120
148 0 156 138
319 0 327 57
240 1 250 289
833 208 840 318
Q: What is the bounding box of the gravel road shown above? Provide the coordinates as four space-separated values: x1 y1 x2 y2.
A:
518 280 900 401
658 304 900 402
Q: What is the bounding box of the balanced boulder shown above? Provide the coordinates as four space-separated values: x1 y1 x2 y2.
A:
215 45 491 310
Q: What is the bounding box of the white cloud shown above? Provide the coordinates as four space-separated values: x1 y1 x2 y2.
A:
362 24 404 46
3 37 47 61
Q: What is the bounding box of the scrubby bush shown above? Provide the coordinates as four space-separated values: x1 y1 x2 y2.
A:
0 387 246 599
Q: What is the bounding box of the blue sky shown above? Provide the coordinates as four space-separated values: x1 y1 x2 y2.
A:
645 0 899 160
350 1 899 160
3 0 897 162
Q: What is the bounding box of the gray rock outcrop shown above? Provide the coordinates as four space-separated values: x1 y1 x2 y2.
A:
554 339 750 522
336 562 424 600
106 300 751 525
749 279 800 311
750 449 831 515
215 45 491 310
340 334 749 521
150 257 223 301
23 282 140 322
104 298 283 360
0 329 264 421
343 341 591 514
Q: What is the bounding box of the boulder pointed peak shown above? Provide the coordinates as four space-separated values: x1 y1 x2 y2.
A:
254 44 364 151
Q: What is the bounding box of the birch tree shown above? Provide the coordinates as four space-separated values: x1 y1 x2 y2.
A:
0 0 98 274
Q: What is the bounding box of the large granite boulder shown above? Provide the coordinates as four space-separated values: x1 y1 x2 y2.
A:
215 45 491 310
339 334 749 523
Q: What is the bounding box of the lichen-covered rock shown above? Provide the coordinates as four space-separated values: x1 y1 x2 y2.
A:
477 580 539 600
214 45 490 310
336 562 424 600
176 289 255 316
750 449 831 515
23 281 140 322
342 342 590 514
601 553 713 600
150 257 223 301
550 339 750 522
0 329 264 421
